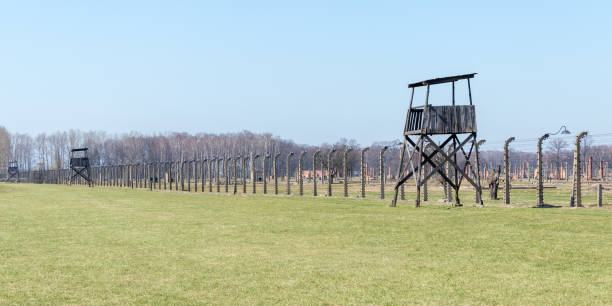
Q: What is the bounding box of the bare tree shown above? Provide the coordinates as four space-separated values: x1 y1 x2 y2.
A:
546 137 569 178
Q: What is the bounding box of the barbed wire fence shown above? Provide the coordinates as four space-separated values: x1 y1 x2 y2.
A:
2 132 612 208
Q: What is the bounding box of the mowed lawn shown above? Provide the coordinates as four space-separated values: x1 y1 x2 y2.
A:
1 184 611 304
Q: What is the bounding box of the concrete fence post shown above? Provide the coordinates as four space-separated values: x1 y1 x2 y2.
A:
423 164 428 202
188 160 193 192
445 146 452 202
165 162 169 190
571 131 588 207
327 148 336 197
400 149 405 201
251 154 259 194
273 153 281 195
149 163 153 191
360 147 369 198
164 162 168 190
241 155 247 194
286 152 294 195
218 158 223 192
537 134 550 206
233 157 239 194
504 137 515 205
209 158 214 192
313 151 321 196
343 147 353 197
263 154 269 194
379 146 388 199
298 151 306 196
201 159 207 192
194 160 198 192
225 157 231 193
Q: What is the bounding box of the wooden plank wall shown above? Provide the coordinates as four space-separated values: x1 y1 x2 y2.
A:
405 105 477 134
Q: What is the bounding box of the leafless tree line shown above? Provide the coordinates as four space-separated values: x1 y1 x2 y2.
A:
0 127 407 178
2 126 612 181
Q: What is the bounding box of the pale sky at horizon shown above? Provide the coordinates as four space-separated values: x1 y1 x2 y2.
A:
1 1 611 151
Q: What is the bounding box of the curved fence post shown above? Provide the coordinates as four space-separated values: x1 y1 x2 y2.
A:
274 153 281 195
361 147 369 198
313 150 321 196
187 160 193 192
163 162 167 190
263 154 269 194
327 148 336 196
504 137 515 204
176 161 180 191
225 157 231 193
201 159 207 192
156 162 161 190
216 158 221 192
473 139 486 204
242 155 248 194
571 131 588 207
149 163 153 191
233 157 239 194
380 146 388 199
209 158 214 192
286 152 294 195
252 154 259 194
343 147 353 197
298 151 306 196
194 160 198 192
537 134 550 206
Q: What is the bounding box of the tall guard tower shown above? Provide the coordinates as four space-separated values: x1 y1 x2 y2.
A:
392 73 483 207
70 148 92 186
7 161 19 182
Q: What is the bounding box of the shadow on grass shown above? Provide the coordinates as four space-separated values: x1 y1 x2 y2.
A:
530 204 562 208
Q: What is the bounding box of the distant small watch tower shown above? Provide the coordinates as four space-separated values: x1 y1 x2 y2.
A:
7 161 19 182
70 148 92 186
392 73 483 207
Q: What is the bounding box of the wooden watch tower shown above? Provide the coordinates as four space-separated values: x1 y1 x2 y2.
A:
70 148 92 186
7 161 19 182
392 73 483 207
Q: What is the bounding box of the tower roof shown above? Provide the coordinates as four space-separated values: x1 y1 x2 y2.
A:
408 73 476 88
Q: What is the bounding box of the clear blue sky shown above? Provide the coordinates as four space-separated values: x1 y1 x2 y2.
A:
1 1 610 150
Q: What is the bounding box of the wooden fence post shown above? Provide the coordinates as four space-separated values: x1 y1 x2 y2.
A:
597 183 602 207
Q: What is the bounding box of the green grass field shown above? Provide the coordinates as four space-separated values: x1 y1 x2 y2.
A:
1 183 611 304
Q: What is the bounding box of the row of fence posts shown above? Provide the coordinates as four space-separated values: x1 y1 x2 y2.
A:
3 136 606 207
504 131 603 207
5 147 402 199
